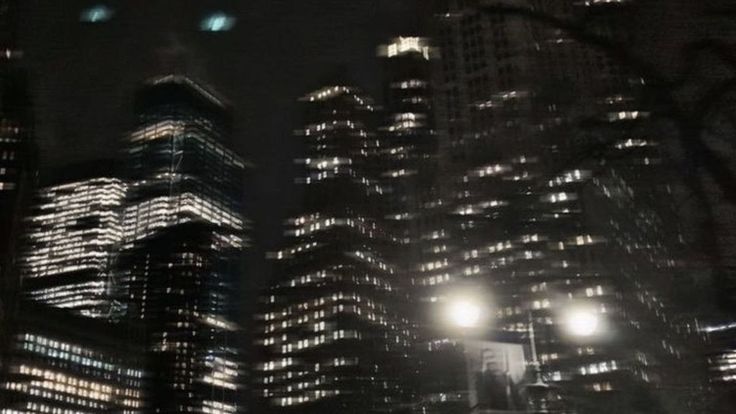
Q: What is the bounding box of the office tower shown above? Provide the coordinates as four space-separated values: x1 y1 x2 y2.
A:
0 302 145 414
430 0 707 412
118 75 247 414
254 85 413 413
17 167 126 319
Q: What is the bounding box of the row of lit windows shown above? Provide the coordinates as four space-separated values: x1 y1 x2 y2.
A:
262 297 389 334
202 400 237 414
19 334 143 378
21 178 126 283
123 192 244 242
274 389 340 406
8 365 142 407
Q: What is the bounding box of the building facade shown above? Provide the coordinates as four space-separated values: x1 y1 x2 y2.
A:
375 36 442 300
254 85 415 413
18 173 126 319
426 0 712 412
118 75 247 414
377 36 471 413
0 303 145 414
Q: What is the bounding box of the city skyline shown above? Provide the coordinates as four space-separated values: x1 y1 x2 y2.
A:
2 1 736 413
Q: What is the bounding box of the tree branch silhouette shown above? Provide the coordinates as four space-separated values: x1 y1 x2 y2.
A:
478 3 736 203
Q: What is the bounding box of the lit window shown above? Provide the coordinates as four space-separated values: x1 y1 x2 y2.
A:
200 12 236 32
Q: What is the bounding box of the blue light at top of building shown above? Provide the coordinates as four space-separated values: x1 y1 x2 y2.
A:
80 5 114 23
200 12 236 32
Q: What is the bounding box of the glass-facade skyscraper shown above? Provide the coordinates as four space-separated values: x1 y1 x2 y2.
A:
119 75 247 414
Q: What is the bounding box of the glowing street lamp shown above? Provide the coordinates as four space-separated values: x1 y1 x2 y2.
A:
441 293 606 413
562 306 601 338
447 299 482 329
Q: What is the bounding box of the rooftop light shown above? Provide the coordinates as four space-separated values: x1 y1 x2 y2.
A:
200 12 236 32
80 5 113 23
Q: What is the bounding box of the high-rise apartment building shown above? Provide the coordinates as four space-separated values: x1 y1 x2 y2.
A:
428 0 708 412
18 169 126 319
254 85 414 413
375 36 441 294
118 75 247 414
377 36 471 413
375 36 438 243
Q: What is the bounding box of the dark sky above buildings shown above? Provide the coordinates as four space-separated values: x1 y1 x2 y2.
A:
19 0 425 293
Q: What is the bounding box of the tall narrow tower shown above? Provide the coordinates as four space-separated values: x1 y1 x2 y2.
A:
375 36 440 291
119 75 247 413
254 85 413 413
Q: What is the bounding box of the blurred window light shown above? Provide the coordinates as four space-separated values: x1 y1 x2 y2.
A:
80 5 113 23
200 12 237 32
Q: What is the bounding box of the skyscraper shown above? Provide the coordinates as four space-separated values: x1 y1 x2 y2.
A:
375 36 440 293
18 167 126 319
254 85 413 413
118 75 247 414
2 166 146 414
429 0 708 412
376 36 468 413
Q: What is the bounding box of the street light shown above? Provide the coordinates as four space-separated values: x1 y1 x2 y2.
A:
447 299 483 329
561 306 601 338
442 295 606 413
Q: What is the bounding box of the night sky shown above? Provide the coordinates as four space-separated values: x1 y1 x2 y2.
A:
19 0 424 300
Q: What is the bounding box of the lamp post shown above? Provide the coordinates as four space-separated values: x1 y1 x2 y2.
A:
527 311 544 386
527 305 604 413
443 296 604 413
525 310 553 414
